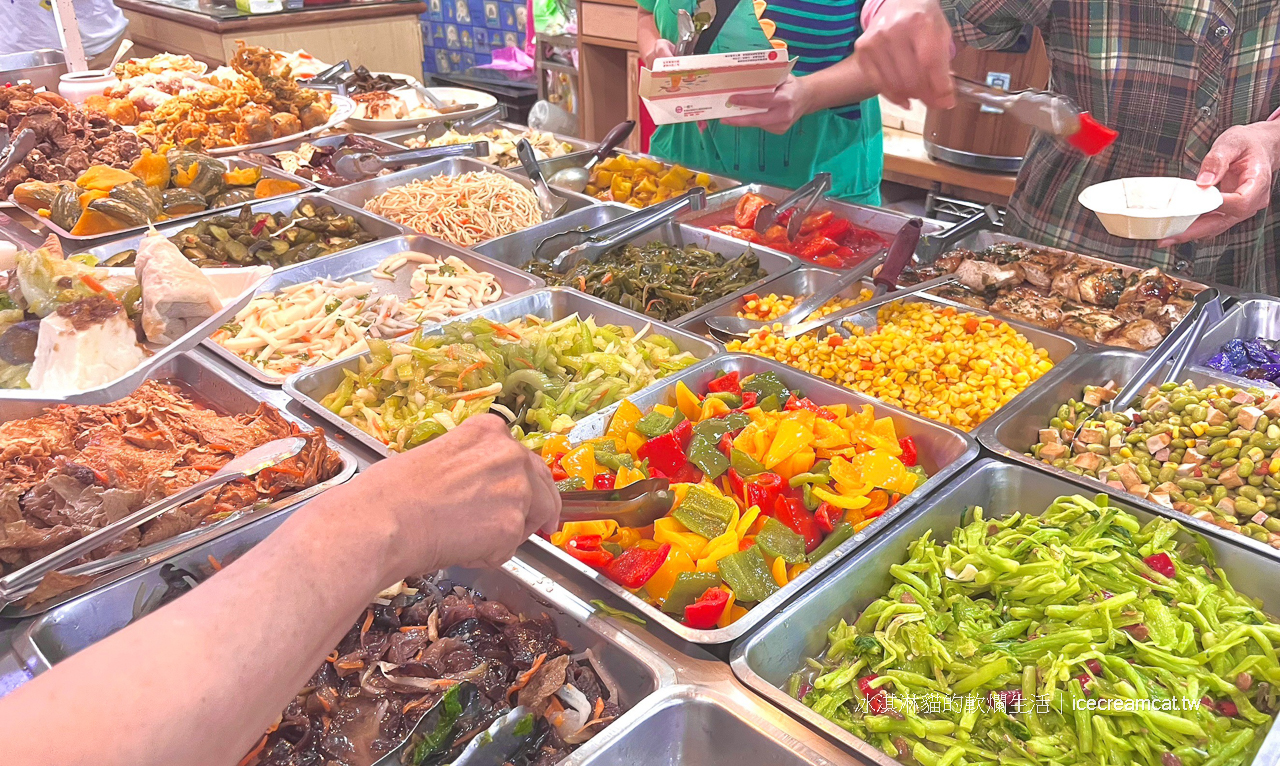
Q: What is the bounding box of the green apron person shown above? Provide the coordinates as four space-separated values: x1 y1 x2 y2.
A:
637 0 882 203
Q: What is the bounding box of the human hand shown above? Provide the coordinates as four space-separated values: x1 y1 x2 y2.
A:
723 75 814 133
1158 122 1280 246
358 414 561 573
855 0 954 109
645 38 677 68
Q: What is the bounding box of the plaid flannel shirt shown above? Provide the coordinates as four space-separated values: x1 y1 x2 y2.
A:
929 0 1280 293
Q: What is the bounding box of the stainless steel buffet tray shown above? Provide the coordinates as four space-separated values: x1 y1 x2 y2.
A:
1189 295 1280 391
732 457 1280 765
539 149 741 200
235 132 405 189
678 266 874 338
0 352 358 618
70 193 412 265
539 353 978 645
202 234 543 386
476 213 800 327
378 118 597 155
974 347 1280 563
283 287 722 458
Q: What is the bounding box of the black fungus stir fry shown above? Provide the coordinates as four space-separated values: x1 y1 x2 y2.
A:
241 574 622 766
99 200 379 269
527 241 767 322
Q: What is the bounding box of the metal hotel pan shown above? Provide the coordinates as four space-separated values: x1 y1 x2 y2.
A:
202 234 544 386
10 537 674 765
283 287 722 459
71 193 412 265
0 353 357 618
973 347 1280 564
731 458 1280 765
473 203 630 258
323 156 599 230
378 118 597 155
476 215 800 327
8 158 316 245
537 353 978 646
1187 295 1280 391
679 266 875 338
538 149 741 199
235 132 404 189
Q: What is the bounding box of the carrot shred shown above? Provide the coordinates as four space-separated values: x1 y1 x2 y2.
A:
399 625 428 632
334 659 364 672
506 652 547 703
207 555 223 572
326 651 338 663
593 696 605 720
236 735 269 766
490 321 521 340
457 360 486 383
360 609 374 637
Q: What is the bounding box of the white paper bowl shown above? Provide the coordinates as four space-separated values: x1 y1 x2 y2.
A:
1078 177 1223 240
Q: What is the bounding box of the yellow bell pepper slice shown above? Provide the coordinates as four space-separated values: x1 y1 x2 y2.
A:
715 587 737 628
771 554 789 587
732 423 761 458
675 381 702 421
541 434 571 460
726 604 749 625
653 517 708 559
551 520 620 547
699 396 731 421
811 484 871 510
609 526 645 549
607 400 644 440
625 431 647 459
764 419 812 469
614 465 645 488
736 505 761 539
561 444 597 486
644 548 694 601
788 562 811 581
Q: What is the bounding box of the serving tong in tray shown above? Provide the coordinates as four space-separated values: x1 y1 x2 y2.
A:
516 137 570 219
1069 288 1223 451
531 187 708 273
559 478 676 528
330 140 490 182
0 437 305 607
753 172 831 241
300 59 353 94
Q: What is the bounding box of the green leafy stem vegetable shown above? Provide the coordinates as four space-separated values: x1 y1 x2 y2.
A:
794 493 1279 766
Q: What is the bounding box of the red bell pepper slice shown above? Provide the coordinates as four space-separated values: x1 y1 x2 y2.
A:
683 587 729 629
565 535 614 568
737 391 758 411
858 674 887 714
717 432 735 457
593 473 616 490
1143 552 1176 578
898 436 918 467
798 236 840 261
668 462 704 484
605 543 671 589
707 371 741 394
785 395 838 421
815 503 843 534
775 496 822 552
726 468 746 497
550 457 568 482
637 419 693 476
745 472 784 515
799 210 833 236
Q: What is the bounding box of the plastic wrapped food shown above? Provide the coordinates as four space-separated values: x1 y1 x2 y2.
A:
1206 338 1280 386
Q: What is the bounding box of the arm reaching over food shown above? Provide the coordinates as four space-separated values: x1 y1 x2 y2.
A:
0 414 560 766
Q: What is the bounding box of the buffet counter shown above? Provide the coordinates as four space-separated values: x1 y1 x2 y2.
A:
115 0 427 74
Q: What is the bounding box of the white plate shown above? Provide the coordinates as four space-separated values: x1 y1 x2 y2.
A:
1078 176 1223 240
342 87 499 133
206 95 357 157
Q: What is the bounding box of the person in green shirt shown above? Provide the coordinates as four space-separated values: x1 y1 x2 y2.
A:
637 0 884 203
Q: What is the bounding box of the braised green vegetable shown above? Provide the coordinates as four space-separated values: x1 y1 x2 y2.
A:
99 200 378 269
527 241 767 322
794 493 1279 766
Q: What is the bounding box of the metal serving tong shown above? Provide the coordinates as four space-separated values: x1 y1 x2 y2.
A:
517 138 570 219
301 60 353 93
542 187 708 273
754 173 832 241
394 83 480 115
530 191 700 265
1070 288 1223 449
705 253 887 341
0 437 305 605
916 204 1000 261
559 478 676 528
0 128 37 181
331 140 490 182
778 218 938 340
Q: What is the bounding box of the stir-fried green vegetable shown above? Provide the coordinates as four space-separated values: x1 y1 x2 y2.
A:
321 313 700 451
794 494 1278 766
527 241 767 322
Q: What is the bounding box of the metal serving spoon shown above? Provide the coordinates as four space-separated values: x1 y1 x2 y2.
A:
517 138 569 219
0 437 305 604
545 120 636 193
559 478 676 528
331 141 489 182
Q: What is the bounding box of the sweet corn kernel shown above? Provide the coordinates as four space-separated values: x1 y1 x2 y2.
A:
736 290 874 321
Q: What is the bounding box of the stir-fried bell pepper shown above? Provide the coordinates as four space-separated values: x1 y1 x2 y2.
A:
605 543 670 589
548 370 928 628
683 587 730 629
898 436 918 467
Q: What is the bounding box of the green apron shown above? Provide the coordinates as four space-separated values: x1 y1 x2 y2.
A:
638 0 882 204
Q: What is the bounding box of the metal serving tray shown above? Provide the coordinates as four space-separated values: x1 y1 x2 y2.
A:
1189 295 1280 391
323 157 599 236
8 158 316 245
378 118 597 155
535 353 978 646
71 193 411 266
974 347 1280 563
235 132 404 189
10 539 674 766
202 234 544 386
539 149 740 199
476 213 800 327
678 266 874 338
692 183 949 264
572 685 846 765
732 457 1280 765
0 352 357 618
284 287 722 458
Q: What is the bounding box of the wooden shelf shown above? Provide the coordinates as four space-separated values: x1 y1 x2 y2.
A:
882 126 1017 205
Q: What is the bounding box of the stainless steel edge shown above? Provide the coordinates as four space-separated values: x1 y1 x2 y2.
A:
0 352 358 618
678 266 874 338
538 150 740 198
1187 295 1280 392
321 156 599 230
282 287 723 459
9 158 317 245
473 204 631 264
71 193 413 264
234 132 404 189
731 457 1280 765
695 183 950 242
201 234 544 386
532 353 978 646
972 346 1280 564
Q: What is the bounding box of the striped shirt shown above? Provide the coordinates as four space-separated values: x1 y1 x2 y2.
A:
763 0 864 119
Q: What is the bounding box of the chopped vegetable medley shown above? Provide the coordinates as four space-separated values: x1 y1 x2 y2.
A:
794 494 1279 766
547 369 928 629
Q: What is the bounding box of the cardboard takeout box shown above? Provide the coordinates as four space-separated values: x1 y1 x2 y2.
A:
639 48 795 125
